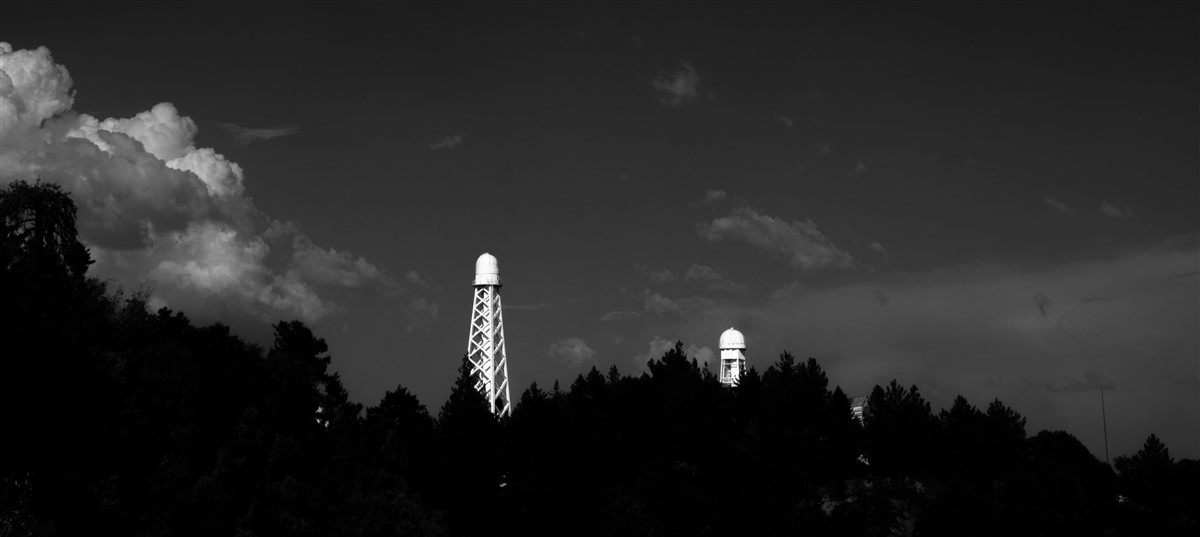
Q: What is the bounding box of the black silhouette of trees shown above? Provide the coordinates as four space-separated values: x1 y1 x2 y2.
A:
2 181 1196 536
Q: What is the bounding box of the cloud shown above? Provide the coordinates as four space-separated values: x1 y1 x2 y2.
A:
1100 200 1133 217
651 62 701 106
633 336 715 372
644 290 684 316
218 122 299 145
404 270 431 288
807 91 824 99
818 144 832 156
642 290 716 318
0 43 433 326
704 189 727 203
290 235 398 290
867 241 899 265
429 132 464 150
697 206 854 271
146 221 333 322
0 43 73 146
1043 196 1074 214
776 116 793 128
683 264 748 293
401 298 439 332
848 160 868 178
548 337 597 368
601 310 642 321
683 264 722 282
635 264 674 283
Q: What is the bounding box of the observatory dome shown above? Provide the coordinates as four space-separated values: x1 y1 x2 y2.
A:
476 253 499 275
474 253 502 286
719 327 746 350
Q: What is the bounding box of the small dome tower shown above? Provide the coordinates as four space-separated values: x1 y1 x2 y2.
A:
719 327 747 386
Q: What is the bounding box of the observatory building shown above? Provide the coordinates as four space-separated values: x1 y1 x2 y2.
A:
719 327 747 386
466 253 512 416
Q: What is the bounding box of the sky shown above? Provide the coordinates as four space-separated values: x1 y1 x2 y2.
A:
2 2 1196 460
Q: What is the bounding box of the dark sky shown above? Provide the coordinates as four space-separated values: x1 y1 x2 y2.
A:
3 2 1196 459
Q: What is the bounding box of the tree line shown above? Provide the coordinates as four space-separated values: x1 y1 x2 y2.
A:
2 180 1196 536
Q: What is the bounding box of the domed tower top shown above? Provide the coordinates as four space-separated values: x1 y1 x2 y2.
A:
474 253 501 286
719 327 746 350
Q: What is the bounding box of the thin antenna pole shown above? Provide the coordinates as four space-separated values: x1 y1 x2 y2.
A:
1101 388 1110 465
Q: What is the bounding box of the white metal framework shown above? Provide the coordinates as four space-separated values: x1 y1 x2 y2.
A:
467 253 511 416
719 327 746 386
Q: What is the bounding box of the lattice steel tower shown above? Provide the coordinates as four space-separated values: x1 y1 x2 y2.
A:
467 253 511 416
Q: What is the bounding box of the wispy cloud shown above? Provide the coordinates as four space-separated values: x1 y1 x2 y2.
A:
1043 196 1074 214
429 132 464 150
848 160 868 178
217 122 299 145
548 337 597 368
1100 200 1133 217
867 241 899 265
644 290 684 316
683 264 749 293
704 189 727 203
652 62 701 106
683 264 723 282
776 116 793 128
818 144 832 156
601 310 642 321
807 91 824 99
697 206 854 271
635 264 674 283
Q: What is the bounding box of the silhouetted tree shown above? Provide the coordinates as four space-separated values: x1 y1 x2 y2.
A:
864 380 937 475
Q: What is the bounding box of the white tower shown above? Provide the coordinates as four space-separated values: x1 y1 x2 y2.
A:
467 253 511 416
719 327 747 386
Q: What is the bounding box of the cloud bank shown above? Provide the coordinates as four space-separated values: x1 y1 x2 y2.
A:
0 43 435 327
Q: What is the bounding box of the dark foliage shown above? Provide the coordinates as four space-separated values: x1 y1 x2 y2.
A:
2 180 1195 536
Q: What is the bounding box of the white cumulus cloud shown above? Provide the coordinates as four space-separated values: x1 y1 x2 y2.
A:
0 43 434 327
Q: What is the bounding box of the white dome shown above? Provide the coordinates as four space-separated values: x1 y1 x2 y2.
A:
475 253 499 275
719 327 746 350
474 253 502 286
